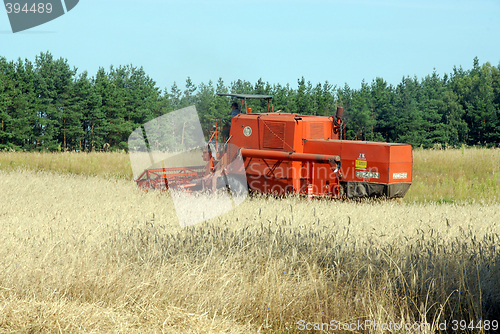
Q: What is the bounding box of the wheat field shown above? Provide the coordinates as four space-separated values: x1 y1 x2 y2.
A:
1 147 500 203
1 166 499 333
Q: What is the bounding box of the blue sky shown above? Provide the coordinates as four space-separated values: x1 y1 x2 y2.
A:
1 0 500 93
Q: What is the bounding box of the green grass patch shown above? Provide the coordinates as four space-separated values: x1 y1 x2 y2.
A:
405 147 500 203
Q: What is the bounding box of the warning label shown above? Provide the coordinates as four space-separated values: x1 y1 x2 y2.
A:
355 160 367 170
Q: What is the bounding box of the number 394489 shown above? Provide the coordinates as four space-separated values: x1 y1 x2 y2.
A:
5 3 53 14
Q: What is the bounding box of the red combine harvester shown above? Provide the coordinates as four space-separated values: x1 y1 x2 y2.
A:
135 94 412 199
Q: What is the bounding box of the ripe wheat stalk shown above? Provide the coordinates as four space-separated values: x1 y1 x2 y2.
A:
1 168 499 333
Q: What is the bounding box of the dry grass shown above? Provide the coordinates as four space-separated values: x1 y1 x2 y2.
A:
1 169 499 333
0 151 132 179
408 147 500 203
2 147 499 203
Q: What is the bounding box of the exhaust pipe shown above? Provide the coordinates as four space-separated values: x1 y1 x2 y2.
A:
336 106 343 120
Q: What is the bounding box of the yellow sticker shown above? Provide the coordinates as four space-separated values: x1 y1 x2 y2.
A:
355 160 367 169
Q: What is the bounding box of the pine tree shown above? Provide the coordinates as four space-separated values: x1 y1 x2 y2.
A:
419 71 446 146
451 58 499 145
394 76 425 146
74 71 106 151
370 77 394 142
33 52 77 151
181 77 197 108
295 77 312 114
169 82 182 110
0 57 14 149
346 81 374 140
196 80 217 135
95 66 127 150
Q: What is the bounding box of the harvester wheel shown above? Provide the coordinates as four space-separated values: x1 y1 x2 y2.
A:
226 176 247 197
337 183 347 200
216 175 246 197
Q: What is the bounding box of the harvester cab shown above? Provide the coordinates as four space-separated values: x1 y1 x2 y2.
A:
217 93 274 143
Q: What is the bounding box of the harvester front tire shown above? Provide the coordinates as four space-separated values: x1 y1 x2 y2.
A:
215 175 247 197
226 176 247 197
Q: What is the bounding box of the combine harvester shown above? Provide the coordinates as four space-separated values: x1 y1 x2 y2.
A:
135 94 412 199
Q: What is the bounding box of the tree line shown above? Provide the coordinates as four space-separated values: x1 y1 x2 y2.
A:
1 52 499 151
